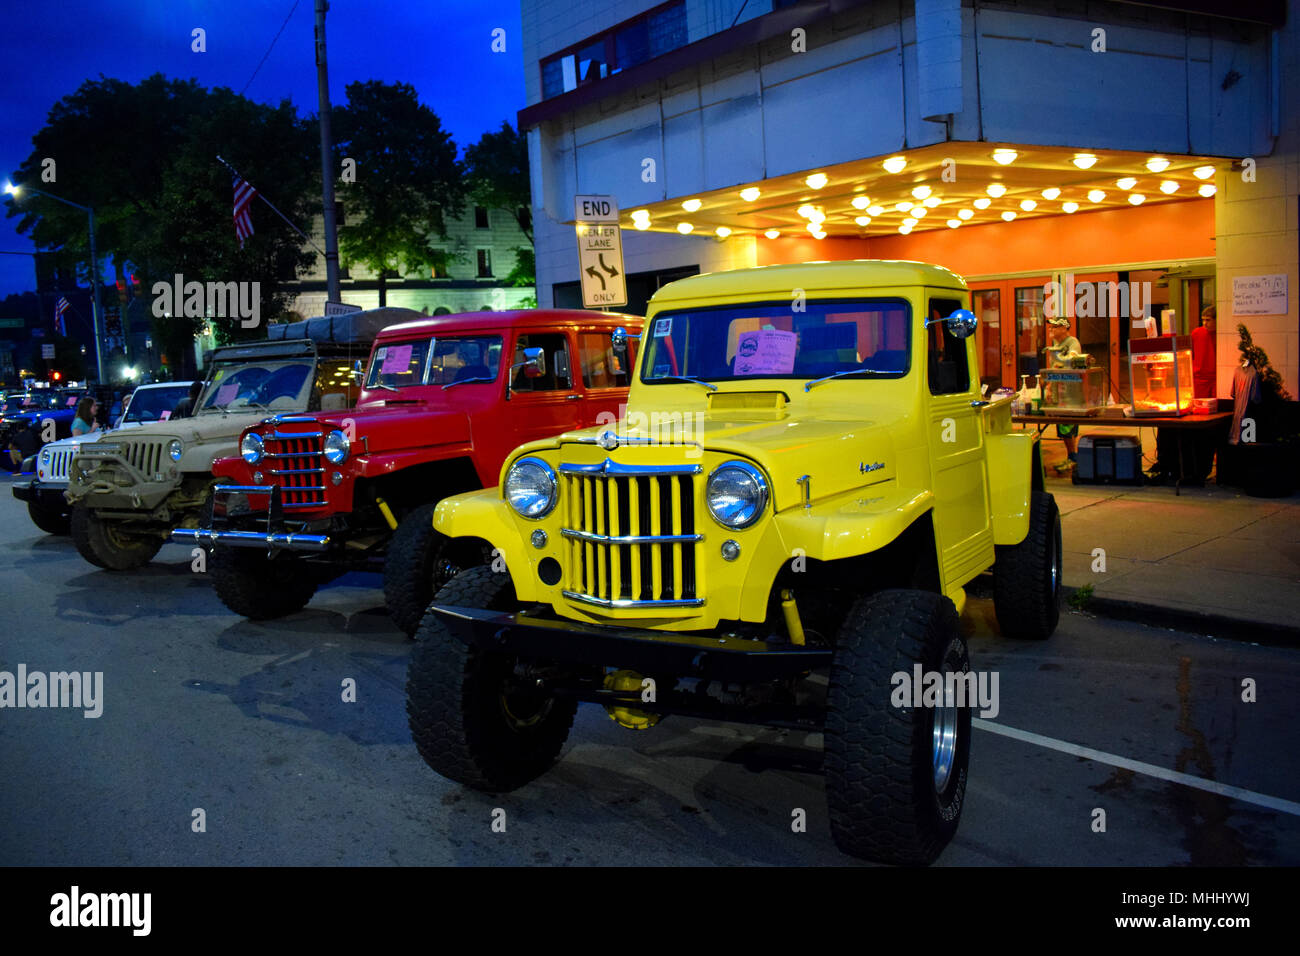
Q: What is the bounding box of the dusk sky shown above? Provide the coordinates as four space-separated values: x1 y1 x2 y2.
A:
0 0 525 297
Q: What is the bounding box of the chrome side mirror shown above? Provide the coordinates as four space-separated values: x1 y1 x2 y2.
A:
351 359 364 385
924 308 978 339
611 326 641 352
515 346 546 379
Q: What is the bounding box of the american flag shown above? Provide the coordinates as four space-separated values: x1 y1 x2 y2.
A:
232 176 257 247
54 296 69 336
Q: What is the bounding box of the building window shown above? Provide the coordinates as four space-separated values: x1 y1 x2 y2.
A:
539 1 687 100
477 250 492 278
474 206 490 229
334 200 346 226
430 251 447 279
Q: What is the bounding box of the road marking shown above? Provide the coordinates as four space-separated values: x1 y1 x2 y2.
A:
974 718 1300 817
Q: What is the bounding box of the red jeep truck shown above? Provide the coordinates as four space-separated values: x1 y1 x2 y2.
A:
175 309 640 633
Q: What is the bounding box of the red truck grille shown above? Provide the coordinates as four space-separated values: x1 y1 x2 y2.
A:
263 419 327 510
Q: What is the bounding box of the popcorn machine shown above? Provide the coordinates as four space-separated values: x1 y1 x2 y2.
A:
1129 335 1193 416
1040 366 1106 415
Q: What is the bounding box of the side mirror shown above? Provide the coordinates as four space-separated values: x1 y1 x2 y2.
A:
351 359 364 385
519 346 546 379
924 308 978 339
611 326 641 352
946 308 978 339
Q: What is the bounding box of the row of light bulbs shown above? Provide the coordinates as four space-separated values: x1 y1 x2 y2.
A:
627 152 1219 238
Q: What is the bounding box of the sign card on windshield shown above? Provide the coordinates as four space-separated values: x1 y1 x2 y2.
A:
214 383 239 405
733 329 797 375
380 344 413 374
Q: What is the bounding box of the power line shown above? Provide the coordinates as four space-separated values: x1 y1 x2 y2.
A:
241 0 300 96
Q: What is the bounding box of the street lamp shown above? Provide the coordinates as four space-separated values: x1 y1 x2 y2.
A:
4 181 106 384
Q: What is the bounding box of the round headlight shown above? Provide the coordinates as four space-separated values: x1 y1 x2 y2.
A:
240 433 263 465
39 448 50 465
706 461 768 529
324 429 350 464
504 457 557 519
167 439 183 462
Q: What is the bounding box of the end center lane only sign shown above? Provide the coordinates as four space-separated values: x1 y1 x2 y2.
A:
574 194 627 309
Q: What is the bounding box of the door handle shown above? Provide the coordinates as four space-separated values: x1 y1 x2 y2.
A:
565 394 582 401
970 400 990 409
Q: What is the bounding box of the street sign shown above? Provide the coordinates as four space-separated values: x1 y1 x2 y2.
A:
324 301 363 315
41 344 55 359
574 194 627 309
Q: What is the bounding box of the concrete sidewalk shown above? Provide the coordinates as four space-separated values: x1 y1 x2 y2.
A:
1049 477 1300 643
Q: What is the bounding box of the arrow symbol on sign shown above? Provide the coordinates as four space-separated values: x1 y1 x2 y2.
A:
586 265 606 290
598 254 619 278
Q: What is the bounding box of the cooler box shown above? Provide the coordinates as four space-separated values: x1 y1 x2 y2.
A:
1076 435 1141 484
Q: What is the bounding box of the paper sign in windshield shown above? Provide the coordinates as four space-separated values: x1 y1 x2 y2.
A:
733 329 797 375
381 344 413 374
214 383 239 405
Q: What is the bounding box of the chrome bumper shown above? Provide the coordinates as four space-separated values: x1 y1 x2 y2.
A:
171 483 330 552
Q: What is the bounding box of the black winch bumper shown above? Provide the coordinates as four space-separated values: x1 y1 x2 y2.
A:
432 605 832 682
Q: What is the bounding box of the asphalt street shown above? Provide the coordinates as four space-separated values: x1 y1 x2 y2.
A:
2 476 1298 866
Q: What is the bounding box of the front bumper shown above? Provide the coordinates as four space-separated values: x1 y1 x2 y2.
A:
432 605 831 682
11 479 67 509
170 484 331 551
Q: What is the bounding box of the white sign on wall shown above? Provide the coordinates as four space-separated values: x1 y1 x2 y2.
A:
573 194 627 309
1232 275 1287 316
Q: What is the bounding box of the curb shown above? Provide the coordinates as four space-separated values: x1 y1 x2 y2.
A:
1063 586 1300 648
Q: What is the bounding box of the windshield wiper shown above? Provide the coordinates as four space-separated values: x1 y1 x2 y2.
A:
649 374 718 392
803 368 900 392
442 376 495 390
371 382 399 393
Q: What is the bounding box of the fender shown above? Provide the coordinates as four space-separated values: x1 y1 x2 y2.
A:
434 489 538 599
770 483 935 563
985 431 1033 546
357 442 478 481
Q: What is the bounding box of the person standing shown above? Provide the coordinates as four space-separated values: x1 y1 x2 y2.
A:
1045 317 1082 466
71 396 100 437
1191 305 1217 398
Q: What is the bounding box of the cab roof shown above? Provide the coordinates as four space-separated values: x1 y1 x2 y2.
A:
378 308 641 339
649 260 968 309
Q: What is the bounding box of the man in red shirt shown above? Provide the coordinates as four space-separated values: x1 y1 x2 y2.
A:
1191 305 1217 398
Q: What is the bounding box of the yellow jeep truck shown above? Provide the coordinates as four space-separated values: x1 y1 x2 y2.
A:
405 260 1061 865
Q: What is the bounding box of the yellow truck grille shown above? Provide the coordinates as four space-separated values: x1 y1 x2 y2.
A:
559 461 703 609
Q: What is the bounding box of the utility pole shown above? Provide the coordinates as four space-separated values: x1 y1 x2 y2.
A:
314 0 341 304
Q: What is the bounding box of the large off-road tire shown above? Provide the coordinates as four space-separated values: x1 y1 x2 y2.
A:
28 499 70 535
69 506 162 570
383 502 470 638
210 547 319 620
825 589 971 866
406 566 577 792
992 489 1062 640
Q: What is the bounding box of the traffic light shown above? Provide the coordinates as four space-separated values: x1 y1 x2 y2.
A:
116 279 128 305
130 272 143 298
51 370 61 381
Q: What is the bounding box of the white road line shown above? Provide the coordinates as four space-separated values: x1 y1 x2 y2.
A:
973 718 1300 817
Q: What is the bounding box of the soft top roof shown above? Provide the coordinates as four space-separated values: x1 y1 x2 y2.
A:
267 307 425 346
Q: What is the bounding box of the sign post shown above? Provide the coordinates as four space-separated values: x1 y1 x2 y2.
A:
574 195 627 309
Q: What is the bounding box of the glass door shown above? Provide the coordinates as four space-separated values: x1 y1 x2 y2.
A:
971 287 1005 390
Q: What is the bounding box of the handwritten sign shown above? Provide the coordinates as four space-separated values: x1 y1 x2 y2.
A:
380 344 414 374
1232 275 1287 316
159 410 171 421
214 383 238 406
733 329 797 376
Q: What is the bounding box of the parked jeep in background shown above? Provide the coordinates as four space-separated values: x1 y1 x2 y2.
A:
64 308 410 570
12 380 193 535
406 261 1061 866
2 387 90 471
176 309 640 634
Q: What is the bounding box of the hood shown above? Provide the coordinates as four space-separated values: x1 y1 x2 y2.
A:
555 402 899 511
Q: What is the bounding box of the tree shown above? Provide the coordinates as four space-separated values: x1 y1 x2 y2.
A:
5 75 321 375
333 81 465 307
464 121 532 244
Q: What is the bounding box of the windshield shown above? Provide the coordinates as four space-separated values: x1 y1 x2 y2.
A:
366 335 502 389
123 385 190 423
640 299 912 385
198 359 314 412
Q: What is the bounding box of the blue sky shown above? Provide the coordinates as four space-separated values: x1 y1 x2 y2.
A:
0 0 526 297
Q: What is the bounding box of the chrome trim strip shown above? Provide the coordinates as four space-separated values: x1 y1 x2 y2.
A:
281 501 327 509
262 414 318 424
263 450 323 459
269 430 323 440
172 528 331 551
568 434 702 447
561 528 701 545
562 590 704 610
212 484 268 494
560 459 702 477
268 467 325 475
